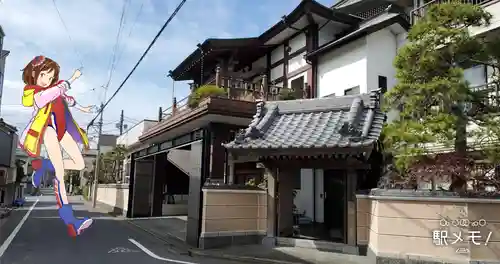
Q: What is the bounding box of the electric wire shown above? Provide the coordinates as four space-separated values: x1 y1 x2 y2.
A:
86 0 187 130
114 1 144 68
124 116 140 122
105 0 130 90
51 0 85 69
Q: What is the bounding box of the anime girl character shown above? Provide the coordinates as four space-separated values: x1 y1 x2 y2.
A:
19 55 94 237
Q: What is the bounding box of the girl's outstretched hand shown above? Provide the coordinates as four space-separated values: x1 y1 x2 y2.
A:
69 69 82 83
77 105 97 113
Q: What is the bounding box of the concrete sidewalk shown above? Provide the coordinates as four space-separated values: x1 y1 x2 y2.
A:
125 217 367 264
87 201 368 264
189 244 367 264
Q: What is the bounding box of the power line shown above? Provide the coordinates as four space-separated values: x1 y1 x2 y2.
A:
124 115 140 122
115 1 144 67
105 0 130 90
86 0 187 130
51 0 85 69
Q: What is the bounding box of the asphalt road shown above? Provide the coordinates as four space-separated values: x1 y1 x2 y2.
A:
0 191 239 264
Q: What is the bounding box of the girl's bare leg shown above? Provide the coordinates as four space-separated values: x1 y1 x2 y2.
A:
60 132 85 171
43 127 69 205
31 132 84 188
43 128 93 237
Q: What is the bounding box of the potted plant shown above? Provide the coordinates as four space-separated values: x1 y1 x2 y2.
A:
278 88 299 100
187 85 226 108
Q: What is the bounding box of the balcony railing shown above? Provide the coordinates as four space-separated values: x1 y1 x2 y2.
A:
161 66 310 121
161 95 190 120
469 82 500 109
411 0 495 24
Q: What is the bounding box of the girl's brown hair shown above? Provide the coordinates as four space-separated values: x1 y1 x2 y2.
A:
22 56 60 86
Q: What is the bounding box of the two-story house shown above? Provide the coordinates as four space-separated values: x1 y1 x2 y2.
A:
121 0 414 249
0 119 20 206
0 26 18 205
124 0 500 251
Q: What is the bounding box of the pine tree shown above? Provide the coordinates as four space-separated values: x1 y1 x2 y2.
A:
383 2 500 192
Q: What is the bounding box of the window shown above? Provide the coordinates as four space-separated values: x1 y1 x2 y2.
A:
464 65 487 87
344 86 360 95
291 76 304 91
378 75 387 94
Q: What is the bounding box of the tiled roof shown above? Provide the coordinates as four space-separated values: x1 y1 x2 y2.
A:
223 90 385 155
306 7 410 59
332 0 363 9
0 50 9 59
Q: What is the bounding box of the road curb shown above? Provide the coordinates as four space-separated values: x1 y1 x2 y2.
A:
188 250 305 264
125 220 304 264
0 209 12 219
125 220 191 255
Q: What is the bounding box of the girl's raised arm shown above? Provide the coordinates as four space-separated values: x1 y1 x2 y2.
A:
33 81 70 108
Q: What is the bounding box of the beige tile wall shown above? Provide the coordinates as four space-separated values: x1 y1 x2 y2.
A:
96 184 129 211
201 189 267 235
356 195 500 262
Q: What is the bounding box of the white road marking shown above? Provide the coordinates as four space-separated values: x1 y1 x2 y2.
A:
0 199 39 258
108 247 139 253
128 238 198 264
32 216 124 220
130 216 187 220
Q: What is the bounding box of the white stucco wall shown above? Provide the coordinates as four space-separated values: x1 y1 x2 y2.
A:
288 52 308 73
96 184 129 214
116 120 157 148
288 50 309 89
165 140 203 178
366 28 398 92
317 24 406 98
294 169 314 220
289 33 306 53
293 168 325 223
317 38 368 97
270 64 284 81
314 169 324 223
271 45 284 64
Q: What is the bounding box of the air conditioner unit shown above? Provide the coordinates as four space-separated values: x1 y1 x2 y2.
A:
0 168 8 185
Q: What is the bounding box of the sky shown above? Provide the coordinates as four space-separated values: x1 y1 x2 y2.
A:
0 0 333 144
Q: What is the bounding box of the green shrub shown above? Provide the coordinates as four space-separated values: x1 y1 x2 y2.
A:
188 85 226 108
278 88 298 100
82 186 89 200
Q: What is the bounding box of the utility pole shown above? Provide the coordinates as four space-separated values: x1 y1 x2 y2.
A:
91 103 104 208
118 110 124 135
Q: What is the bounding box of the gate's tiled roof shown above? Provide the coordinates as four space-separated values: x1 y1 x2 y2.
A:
223 90 385 154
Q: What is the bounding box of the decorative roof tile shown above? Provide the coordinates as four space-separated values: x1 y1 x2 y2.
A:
223 90 385 155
